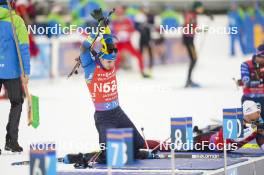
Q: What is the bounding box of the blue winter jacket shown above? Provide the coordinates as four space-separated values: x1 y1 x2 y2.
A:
0 5 30 79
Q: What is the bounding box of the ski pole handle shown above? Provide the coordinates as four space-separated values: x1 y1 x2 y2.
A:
68 57 81 78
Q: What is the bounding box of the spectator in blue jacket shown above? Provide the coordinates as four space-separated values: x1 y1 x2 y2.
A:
244 7 256 54
228 3 246 56
0 0 30 153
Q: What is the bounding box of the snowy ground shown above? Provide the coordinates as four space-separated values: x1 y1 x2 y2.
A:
0 15 253 174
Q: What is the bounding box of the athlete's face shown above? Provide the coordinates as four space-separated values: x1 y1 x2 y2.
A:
244 111 261 123
100 58 115 70
196 7 204 14
255 57 264 66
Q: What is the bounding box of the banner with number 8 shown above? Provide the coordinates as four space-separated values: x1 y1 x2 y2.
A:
171 117 193 151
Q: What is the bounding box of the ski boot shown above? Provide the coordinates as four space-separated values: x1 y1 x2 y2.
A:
5 138 23 153
141 72 151 78
185 81 201 88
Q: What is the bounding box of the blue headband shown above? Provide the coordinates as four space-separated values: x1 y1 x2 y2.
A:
99 52 116 61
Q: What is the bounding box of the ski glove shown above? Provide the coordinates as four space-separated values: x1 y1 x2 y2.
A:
91 8 104 22
91 8 110 27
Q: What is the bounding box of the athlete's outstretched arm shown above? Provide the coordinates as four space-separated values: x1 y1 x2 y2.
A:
80 34 97 84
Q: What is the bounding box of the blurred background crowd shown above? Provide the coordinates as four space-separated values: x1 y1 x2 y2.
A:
2 0 264 81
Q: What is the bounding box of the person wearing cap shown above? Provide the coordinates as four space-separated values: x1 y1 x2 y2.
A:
209 100 264 151
241 44 264 120
183 1 204 88
0 0 30 153
79 20 145 162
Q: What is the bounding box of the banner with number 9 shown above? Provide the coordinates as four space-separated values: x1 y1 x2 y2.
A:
223 108 238 140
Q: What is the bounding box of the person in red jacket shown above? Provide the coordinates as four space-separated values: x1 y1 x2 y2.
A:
144 100 264 152
15 0 39 57
111 6 150 78
137 100 264 152
240 44 264 120
193 100 264 152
